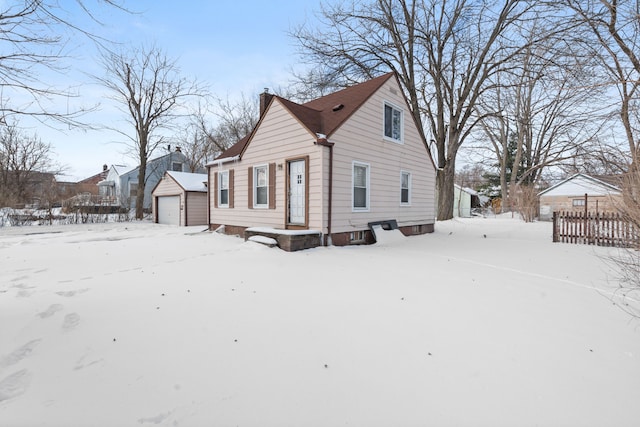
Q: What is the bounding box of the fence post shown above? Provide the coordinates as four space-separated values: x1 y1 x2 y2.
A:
553 211 558 242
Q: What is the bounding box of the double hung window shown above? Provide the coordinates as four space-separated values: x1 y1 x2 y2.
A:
218 171 229 207
254 165 268 207
353 162 370 211
401 171 411 204
384 102 403 142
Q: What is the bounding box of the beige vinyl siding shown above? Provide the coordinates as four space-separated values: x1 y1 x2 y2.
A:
153 176 186 226
185 192 208 226
153 175 208 226
209 99 326 231
538 194 621 221
330 79 436 232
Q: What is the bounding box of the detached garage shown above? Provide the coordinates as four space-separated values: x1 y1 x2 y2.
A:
152 171 208 226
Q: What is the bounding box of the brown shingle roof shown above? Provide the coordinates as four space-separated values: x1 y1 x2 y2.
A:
213 72 395 162
302 72 394 136
215 134 249 161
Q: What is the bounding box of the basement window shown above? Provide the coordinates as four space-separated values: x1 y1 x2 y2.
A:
350 231 366 242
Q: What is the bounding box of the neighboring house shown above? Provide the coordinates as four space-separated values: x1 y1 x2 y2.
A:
453 185 483 218
538 173 622 220
58 165 110 202
152 171 208 226
97 164 131 206
207 72 437 247
99 147 203 212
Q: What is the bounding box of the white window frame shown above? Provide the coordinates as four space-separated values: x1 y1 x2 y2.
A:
352 161 370 212
253 164 269 208
383 101 404 143
218 170 229 208
350 230 366 242
572 198 585 207
400 170 411 205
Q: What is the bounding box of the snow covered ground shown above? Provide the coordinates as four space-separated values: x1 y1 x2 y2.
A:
1 216 639 426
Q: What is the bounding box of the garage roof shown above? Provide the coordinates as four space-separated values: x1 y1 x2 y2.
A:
167 171 207 192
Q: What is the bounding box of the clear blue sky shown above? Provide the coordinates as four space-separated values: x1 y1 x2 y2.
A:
39 1 318 180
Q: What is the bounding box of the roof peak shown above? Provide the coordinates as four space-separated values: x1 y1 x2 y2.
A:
214 72 396 161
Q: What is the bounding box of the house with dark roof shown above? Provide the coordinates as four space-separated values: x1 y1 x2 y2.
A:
207 72 436 248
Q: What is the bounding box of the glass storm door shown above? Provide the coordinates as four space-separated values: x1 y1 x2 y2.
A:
288 160 305 225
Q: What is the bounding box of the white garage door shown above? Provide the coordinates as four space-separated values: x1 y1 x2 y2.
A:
157 196 180 225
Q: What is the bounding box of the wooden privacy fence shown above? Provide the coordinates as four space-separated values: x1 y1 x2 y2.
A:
553 211 639 248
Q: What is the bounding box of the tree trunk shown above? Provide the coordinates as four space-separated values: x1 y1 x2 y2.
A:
436 162 455 221
135 155 146 220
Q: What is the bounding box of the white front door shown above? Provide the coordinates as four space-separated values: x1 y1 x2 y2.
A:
288 160 305 225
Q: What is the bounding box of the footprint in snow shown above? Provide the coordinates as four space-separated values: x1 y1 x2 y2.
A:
15 290 33 298
74 353 104 371
62 313 80 332
0 339 42 368
55 288 89 297
0 369 32 402
37 304 64 319
137 411 172 424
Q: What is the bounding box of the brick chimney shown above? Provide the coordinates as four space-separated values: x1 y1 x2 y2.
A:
260 88 273 118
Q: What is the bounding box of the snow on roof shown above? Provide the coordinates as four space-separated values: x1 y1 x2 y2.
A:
167 171 207 192
454 184 479 196
112 165 131 175
538 173 621 196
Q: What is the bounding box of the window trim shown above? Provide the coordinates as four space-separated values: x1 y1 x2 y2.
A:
400 170 411 205
352 161 370 212
218 170 229 208
253 164 269 208
383 101 404 143
129 182 138 199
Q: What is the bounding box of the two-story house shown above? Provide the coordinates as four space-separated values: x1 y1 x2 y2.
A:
97 147 203 212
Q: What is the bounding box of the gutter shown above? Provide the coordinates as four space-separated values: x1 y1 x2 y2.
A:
206 155 240 167
315 136 334 246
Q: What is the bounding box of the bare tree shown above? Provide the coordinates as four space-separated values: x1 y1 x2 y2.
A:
559 1 640 316
211 93 260 148
97 45 202 219
175 93 260 172
474 17 605 211
0 0 129 126
293 0 543 220
565 0 640 166
0 121 62 207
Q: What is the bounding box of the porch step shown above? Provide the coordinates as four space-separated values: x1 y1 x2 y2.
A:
244 227 322 252
248 235 278 248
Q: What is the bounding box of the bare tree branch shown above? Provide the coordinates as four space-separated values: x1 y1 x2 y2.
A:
96 44 203 219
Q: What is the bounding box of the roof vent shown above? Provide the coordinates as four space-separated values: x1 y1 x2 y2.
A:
332 103 344 112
